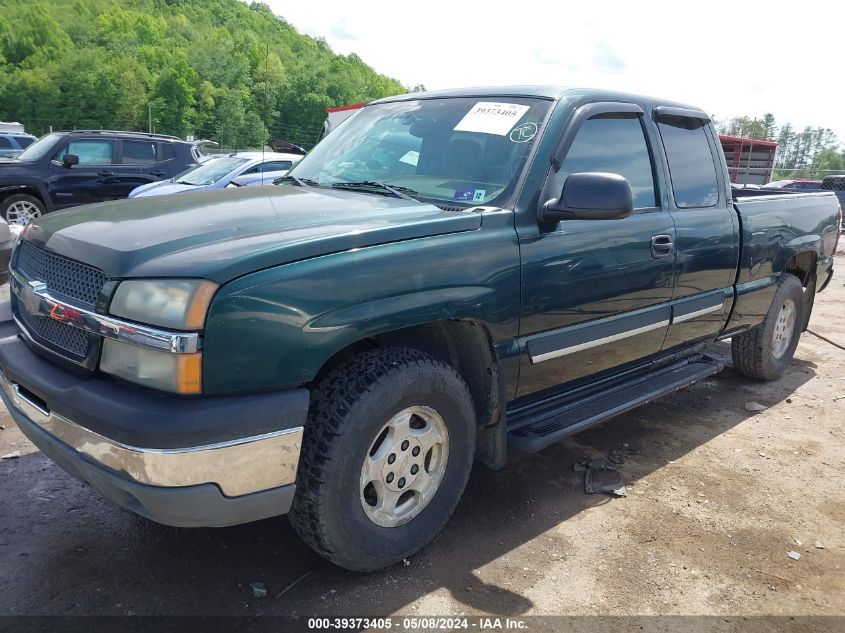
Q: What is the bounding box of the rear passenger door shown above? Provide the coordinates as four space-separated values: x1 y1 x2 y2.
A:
118 139 171 194
516 102 676 401
652 109 739 350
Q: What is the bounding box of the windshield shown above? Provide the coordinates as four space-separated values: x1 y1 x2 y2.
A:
176 156 249 185
16 133 62 161
290 97 552 206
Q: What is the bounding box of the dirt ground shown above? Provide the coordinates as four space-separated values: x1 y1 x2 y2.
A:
0 257 843 619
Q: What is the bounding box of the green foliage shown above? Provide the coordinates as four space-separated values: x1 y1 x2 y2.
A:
0 0 405 148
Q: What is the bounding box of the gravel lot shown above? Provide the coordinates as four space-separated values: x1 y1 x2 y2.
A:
0 257 843 618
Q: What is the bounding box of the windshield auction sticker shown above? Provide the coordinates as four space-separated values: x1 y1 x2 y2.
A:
454 102 530 135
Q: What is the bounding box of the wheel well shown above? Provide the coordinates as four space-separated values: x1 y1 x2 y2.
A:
312 320 504 429
0 186 44 207
784 251 817 287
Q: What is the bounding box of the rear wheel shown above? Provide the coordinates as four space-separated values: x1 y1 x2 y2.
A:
289 347 476 571
2 194 45 226
732 274 805 380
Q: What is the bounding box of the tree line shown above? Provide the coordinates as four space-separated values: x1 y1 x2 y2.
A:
0 0 407 149
716 114 845 179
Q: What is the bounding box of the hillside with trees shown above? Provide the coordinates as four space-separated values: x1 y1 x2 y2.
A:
0 0 406 148
717 114 845 179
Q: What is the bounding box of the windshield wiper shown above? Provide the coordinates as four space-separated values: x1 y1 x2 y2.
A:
276 175 318 187
331 181 420 201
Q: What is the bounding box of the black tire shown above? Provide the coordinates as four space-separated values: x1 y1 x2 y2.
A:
1 193 45 226
289 347 476 572
732 274 805 381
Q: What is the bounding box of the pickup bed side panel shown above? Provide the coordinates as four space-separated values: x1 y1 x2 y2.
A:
202 210 521 395
727 192 839 330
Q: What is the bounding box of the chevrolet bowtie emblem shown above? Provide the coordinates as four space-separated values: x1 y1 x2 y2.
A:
21 280 47 316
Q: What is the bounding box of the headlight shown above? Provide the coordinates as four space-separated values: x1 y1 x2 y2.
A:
110 279 218 330
101 339 202 394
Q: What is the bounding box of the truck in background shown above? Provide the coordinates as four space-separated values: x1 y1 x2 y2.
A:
322 103 365 137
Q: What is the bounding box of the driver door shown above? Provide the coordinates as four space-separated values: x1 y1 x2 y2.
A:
47 139 118 208
515 102 676 401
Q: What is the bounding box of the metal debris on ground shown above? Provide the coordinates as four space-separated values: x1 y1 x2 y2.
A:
787 551 801 561
815 541 825 549
1 451 20 459
275 571 312 599
745 401 768 412
608 449 626 465
250 582 267 598
584 459 625 497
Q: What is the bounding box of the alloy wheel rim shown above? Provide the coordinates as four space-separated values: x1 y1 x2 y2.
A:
772 298 796 359
360 406 449 528
6 200 41 226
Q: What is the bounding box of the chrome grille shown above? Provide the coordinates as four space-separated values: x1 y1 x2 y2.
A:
12 241 105 362
17 307 89 358
16 241 106 306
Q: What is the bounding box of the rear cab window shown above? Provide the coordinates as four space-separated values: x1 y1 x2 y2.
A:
655 114 720 208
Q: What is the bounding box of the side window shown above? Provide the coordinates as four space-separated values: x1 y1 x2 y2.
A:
656 115 719 208
260 160 293 172
555 114 657 209
0 137 12 149
56 140 115 165
122 140 157 164
160 143 174 160
14 136 34 148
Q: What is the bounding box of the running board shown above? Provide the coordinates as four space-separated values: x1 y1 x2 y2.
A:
507 356 724 453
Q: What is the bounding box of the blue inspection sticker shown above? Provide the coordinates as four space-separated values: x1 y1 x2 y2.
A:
453 189 487 202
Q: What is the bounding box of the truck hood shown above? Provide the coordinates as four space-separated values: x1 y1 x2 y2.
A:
23 186 481 283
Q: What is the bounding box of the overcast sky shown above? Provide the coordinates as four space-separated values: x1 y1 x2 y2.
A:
262 0 843 142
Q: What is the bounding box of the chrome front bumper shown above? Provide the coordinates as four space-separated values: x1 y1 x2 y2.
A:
0 368 303 498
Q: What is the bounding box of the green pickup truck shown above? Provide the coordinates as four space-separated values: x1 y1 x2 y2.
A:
0 87 841 571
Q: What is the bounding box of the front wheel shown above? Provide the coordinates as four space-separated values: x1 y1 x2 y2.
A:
289 348 476 571
2 194 45 226
732 274 805 381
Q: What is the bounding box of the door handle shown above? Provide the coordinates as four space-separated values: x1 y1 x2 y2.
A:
651 235 674 258
97 170 116 177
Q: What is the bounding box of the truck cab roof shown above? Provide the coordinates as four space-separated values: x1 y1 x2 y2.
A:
371 85 709 118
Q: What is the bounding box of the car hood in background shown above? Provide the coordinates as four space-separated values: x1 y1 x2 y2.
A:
129 181 206 198
23 186 481 283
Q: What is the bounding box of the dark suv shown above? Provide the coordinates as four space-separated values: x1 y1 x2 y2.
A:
0 130 205 225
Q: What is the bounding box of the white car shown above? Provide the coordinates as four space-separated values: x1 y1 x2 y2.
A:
128 151 302 198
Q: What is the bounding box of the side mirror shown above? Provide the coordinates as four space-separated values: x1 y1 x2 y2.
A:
62 154 79 168
539 172 634 222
